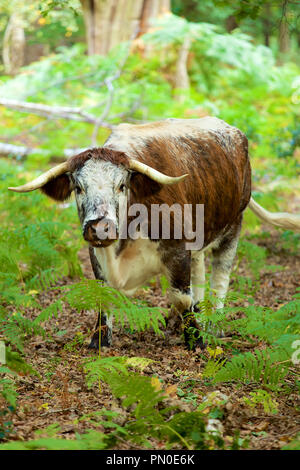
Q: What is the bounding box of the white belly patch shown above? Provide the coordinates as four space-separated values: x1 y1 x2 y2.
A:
94 238 162 296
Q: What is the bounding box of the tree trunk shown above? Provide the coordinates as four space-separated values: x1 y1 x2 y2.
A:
80 0 170 55
2 12 25 75
139 0 170 35
175 35 191 90
279 19 289 54
225 15 238 33
263 3 271 47
174 34 191 103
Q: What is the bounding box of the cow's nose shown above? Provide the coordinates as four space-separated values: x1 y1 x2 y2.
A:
83 217 117 246
83 218 105 241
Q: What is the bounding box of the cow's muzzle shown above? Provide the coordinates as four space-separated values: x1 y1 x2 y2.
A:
83 218 118 247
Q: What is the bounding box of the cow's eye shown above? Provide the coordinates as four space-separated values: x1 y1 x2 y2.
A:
75 186 82 194
119 184 125 192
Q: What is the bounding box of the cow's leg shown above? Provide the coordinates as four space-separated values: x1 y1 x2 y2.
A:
88 312 113 349
210 220 242 309
161 243 204 350
191 251 205 312
88 246 113 349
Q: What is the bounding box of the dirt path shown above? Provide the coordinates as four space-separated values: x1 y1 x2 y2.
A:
3 231 300 449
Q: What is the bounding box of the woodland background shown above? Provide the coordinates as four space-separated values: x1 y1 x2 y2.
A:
0 0 299 450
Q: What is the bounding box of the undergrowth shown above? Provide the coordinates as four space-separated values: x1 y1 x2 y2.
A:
0 162 299 448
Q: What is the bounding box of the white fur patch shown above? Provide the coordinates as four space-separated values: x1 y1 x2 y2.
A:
191 251 205 304
94 238 162 296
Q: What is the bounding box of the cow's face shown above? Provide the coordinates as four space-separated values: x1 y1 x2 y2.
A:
8 147 187 248
72 159 129 247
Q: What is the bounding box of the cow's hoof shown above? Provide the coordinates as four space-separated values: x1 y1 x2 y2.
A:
88 330 99 349
88 326 112 350
182 310 206 351
184 328 206 351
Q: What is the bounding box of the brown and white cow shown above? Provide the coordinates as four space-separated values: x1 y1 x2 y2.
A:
9 117 300 349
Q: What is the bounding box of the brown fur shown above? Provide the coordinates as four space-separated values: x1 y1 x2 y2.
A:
68 147 129 172
127 130 251 247
41 125 251 248
41 174 73 201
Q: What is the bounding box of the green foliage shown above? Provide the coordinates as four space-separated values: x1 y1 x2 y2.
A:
209 293 300 389
243 389 279 414
31 279 166 338
0 159 83 389
202 358 226 379
213 346 290 389
0 358 224 450
237 240 269 280
230 296 300 345
1 12 299 158
0 9 299 450
282 434 300 450
0 367 17 408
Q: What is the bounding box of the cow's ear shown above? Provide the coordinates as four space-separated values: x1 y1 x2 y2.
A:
40 174 73 201
129 172 162 200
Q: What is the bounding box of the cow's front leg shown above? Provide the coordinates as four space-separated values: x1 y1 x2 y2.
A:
88 246 113 349
161 243 204 350
88 312 113 349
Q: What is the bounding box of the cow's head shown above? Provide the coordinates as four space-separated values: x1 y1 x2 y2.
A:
8 148 187 247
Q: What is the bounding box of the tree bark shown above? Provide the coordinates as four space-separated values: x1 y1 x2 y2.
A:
225 15 238 33
2 12 25 75
279 18 289 54
175 35 191 90
263 3 271 47
80 0 170 55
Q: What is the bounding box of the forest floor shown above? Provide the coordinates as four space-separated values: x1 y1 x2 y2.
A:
4 230 300 450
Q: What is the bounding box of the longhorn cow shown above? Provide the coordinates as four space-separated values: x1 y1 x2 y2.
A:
9 117 300 349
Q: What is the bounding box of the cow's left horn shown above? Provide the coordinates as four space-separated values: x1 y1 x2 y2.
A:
128 159 188 185
8 161 69 192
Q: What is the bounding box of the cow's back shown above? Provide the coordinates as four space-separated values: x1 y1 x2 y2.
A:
104 117 251 246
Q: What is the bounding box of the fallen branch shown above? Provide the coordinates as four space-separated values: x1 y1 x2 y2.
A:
0 141 87 159
0 98 114 129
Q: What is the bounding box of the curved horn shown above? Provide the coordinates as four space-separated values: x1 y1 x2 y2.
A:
128 159 188 185
8 161 69 193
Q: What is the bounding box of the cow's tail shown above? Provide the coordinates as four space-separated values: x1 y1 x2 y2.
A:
248 197 300 232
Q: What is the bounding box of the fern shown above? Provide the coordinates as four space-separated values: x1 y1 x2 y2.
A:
202 358 226 379
33 299 64 325
0 367 18 408
0 314 48 352
61 280 166 334
230 296 300 344
213 346 290 389
84 357 130 387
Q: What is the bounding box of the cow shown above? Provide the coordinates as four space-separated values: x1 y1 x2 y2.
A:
9 117 300 349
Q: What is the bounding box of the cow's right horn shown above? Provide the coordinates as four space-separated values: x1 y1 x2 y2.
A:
8 161 69 193
128 159 188 185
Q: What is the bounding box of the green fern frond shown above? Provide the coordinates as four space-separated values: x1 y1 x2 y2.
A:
214 346 290 389
63 280 166 334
